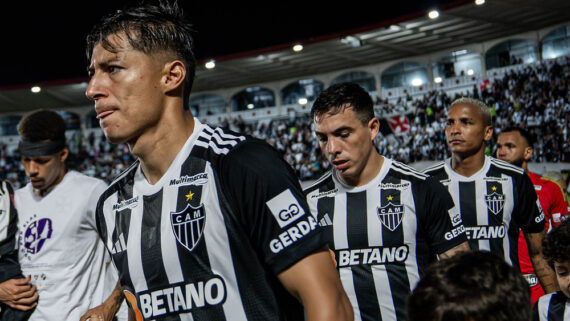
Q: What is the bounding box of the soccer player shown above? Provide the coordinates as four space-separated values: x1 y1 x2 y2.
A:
533 220 570 320
408 251 531 321
0 180 37 321
14 110 125 321
423 97 558 293
304 82 469 321
83 3 352 321
496 127 569 304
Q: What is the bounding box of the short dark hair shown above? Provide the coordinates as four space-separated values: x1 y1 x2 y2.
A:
86 1 196 107
407 251 530 321
310 82 374 125
500 127 535 147
543 219 570 269
18 110 66 142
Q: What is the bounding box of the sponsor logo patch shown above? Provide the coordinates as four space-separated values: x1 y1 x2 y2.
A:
171 204 206 252
113 196 139 211
465 224 506 240
169 173 208 187
269 216 318 253
378 182 411 190
523 274 539 287
22 217 53 255
335 245 409 267
266 189 305 228
310 188 338 199
448 206 462 226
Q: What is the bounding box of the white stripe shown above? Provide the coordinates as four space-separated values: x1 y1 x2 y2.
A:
401 179 420 289
333 193 348 249
391 161 427 179
304 172 332 191
213 127 245 141
0 182 10 242
490 159 524 174
366 187 383 246
202 164 248 321
564 300 570 320
128 185 147 292
340 268 362 321
422 162 445 174
161 183 184 284
109 161 139 187
390 166 426 180
501 173 514 265
372 265 397 321
476 178 490 251
306 190 319 221
537 293 553 321
102 193 118 253
211 132 240 148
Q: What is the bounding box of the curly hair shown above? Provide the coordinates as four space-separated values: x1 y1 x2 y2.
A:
407 251 530 321
543 219 570 269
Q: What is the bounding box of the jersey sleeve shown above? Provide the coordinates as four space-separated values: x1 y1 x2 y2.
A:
517 174 545 234
421 177 467 254
0 180 18 257
219 140 326 275
85 179 109 230
547 181 569 228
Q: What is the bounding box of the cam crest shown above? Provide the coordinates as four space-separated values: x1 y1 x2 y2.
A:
485 189 505 215
377 197 404 231
171 204 206 252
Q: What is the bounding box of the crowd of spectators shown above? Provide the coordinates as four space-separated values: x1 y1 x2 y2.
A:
0 57 568 186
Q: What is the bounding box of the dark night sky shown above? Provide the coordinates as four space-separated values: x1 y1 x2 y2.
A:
0 0 461 88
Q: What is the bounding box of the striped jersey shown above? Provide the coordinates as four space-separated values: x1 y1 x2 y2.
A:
423 156 545 271
0 180 17 260
304 158 466 321
96 119 325 321
533 291 570 321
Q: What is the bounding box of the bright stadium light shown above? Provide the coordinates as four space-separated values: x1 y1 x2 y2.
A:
247 103 254 109
205 60 215 69
467 69 474 76
434 77 443 83
31 86 41 93
475 0 485 5
298 98 308 105
293 44 303 52
428 10 439 19
411 78 423 86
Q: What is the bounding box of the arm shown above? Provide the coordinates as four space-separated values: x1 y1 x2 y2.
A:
0 276 38 311
278 246 353 321
79 281 124 321
438 241 470 259
524 231 559 293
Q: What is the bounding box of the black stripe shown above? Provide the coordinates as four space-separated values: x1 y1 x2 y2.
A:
547 293 566 321
380 176 409 321
316 182 335 247
140 191 171 287
174 155 226 321
459 181 478 250
347 191 382 320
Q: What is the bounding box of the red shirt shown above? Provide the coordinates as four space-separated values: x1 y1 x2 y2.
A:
518 171 568 304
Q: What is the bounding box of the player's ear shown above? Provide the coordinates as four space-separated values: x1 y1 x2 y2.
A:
161 60 186 94
59 147 69 162
483 126 493 142
523 146 533 161
368 117 380 141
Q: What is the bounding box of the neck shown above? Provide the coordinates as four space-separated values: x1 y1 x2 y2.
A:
34 169 67 197
451 148 486 177
130 102 195 185
522 161 529 172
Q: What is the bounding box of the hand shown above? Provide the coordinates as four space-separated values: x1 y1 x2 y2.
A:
79 303 116 321
0 276 38 311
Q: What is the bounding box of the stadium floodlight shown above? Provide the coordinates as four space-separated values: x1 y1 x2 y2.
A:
31 86 41 93
467 69 474 76
475 0 485 5
247 104 254 109
298 98 308 105
293 44 303 52
428 10 439 19
205 60 215 69
434 77 443 83
411 78 423 86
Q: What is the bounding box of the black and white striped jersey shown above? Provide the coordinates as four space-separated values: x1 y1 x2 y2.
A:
533 291 570 321
423 156 544 271
304 158 466 321
0 180 18 263
96 119 325 321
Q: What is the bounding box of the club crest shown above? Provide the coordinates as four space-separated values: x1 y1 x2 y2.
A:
377 202 404 231
485 191 505 215
171 204 206 252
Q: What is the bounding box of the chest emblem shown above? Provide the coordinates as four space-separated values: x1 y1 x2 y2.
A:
171 204 206 252
23 218 53 255
377 196 404 231
485 187 505 215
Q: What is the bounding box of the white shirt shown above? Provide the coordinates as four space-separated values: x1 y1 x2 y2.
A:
15 171 125 321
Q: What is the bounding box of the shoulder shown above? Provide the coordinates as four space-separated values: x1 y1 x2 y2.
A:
303 171 334 196
67 171 107 189
99 160 139 203
387 159 429 182
488 157 525 176
192 124 247 159
422 161 446 176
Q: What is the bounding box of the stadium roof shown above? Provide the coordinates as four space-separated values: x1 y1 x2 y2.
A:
0 0 569 114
